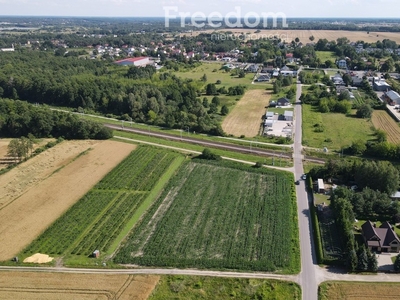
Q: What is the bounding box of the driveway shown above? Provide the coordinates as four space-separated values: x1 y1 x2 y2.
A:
377 252 396 271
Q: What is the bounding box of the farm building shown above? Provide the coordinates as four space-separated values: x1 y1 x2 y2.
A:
317 179 325 193
265 111 274 119
385 90 400 105
362 221 400 253
283 111 293 121
114 56 150 67
277 98 290 107
264 119 274 127
373 79 391 91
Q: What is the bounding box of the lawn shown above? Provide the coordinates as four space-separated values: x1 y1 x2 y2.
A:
21 146 184 266
319 281 400 300
302 104 374 150
150 276 301 300
316 51 337 62
115 159 300 273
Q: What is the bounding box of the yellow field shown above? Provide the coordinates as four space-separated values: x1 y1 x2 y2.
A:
0 140 136 261
188 29 400 44
371 110 400 144
222 89 270 137
0 271 159 300
320 281 400 300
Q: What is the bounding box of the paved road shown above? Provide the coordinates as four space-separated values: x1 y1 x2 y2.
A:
293 79 318 300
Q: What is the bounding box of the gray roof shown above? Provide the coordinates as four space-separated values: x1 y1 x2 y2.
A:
265 112 274 117
284 111 293 117
386 90 400 101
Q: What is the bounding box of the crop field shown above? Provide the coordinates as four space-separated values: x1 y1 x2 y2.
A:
222 89 270 137
0 140 135 261
319 281 400 300
190 29 400 44
0 271 159 300
371 110 400 144
150 276 301 300
302 105 374 149
115 159 299 273
22 146 184 260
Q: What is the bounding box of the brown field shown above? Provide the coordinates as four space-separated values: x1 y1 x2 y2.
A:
371 110 400 144
222 89 270 137
189 29 400 44
320 281 400 300
0 140 136 261
0 271 159 300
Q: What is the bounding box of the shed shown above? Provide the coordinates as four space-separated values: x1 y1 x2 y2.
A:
92 250 100 258
317 178 325 193
264 120 274 127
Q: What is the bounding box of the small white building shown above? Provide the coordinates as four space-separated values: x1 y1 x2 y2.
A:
284 111 293 121
317 179 325 193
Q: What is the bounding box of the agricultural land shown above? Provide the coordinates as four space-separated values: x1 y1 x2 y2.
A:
319 281 400 300
302 105 374 149
222 89 270 137
0 271 159 300
192 29 400 44
150 276 301 300
115 159 299 273
0 140 135 261
371 110 400 144
21 146 184 265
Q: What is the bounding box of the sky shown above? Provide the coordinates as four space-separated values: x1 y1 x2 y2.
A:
0 0 400 18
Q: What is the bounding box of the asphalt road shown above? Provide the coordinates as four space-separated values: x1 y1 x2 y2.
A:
293 79 318 300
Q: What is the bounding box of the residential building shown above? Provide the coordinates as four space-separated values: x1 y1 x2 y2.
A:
337 59 347 69
362 220 400 253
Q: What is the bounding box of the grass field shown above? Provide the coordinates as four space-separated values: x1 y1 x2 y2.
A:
222 89 270 137
190 29 400 44
0 271 159 300
316 51 337 62
150 276 301 300
0 140 135 261
302 105 374 149
371 110 400 144
21 146 184 265
115 159 299 273
319 281 400 300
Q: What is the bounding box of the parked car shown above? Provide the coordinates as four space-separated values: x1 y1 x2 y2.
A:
301 174 307 180
295 180 300 185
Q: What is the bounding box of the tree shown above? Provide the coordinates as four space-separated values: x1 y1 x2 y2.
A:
202 97 209 108
273 80 282 94
357 246 368 271
201 73 207 82
295 37 300 43
346 249 358 272
211 96 220 106
199 148 221 160
309 35 315 42
206 83 217 95
394 254 400 271
220 105 229 116
349 140 366 155
356 104 373 119
375 129 387 143
367 250 378 272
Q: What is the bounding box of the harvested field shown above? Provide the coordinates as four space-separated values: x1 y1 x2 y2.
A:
319 281 400 300
0 140 136 261
222 89 270 137
190 29 400 44
372 110 400 144
0 271 159 300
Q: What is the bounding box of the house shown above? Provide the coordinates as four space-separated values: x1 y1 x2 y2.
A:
261 66 274 74
317 178 325 193
286 53 295 63
255 74 270 82
331 73 345 86
283 110 293 121
362 220 400 253
337 59 347 69
281 65 291 71
373 79 391 91
114 56 150 67
385 90 400 105
277 98 290 107
246 64 259 73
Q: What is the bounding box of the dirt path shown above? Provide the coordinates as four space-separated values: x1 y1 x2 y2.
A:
0 140 136 261
222 89 270 137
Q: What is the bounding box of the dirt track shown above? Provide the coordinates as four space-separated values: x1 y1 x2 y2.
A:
0 140 136 261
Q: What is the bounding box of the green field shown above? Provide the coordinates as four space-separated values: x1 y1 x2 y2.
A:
22 146 184 263
302 104 374 149
315 51 337 62
150 276 301 300
115 159 299 273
